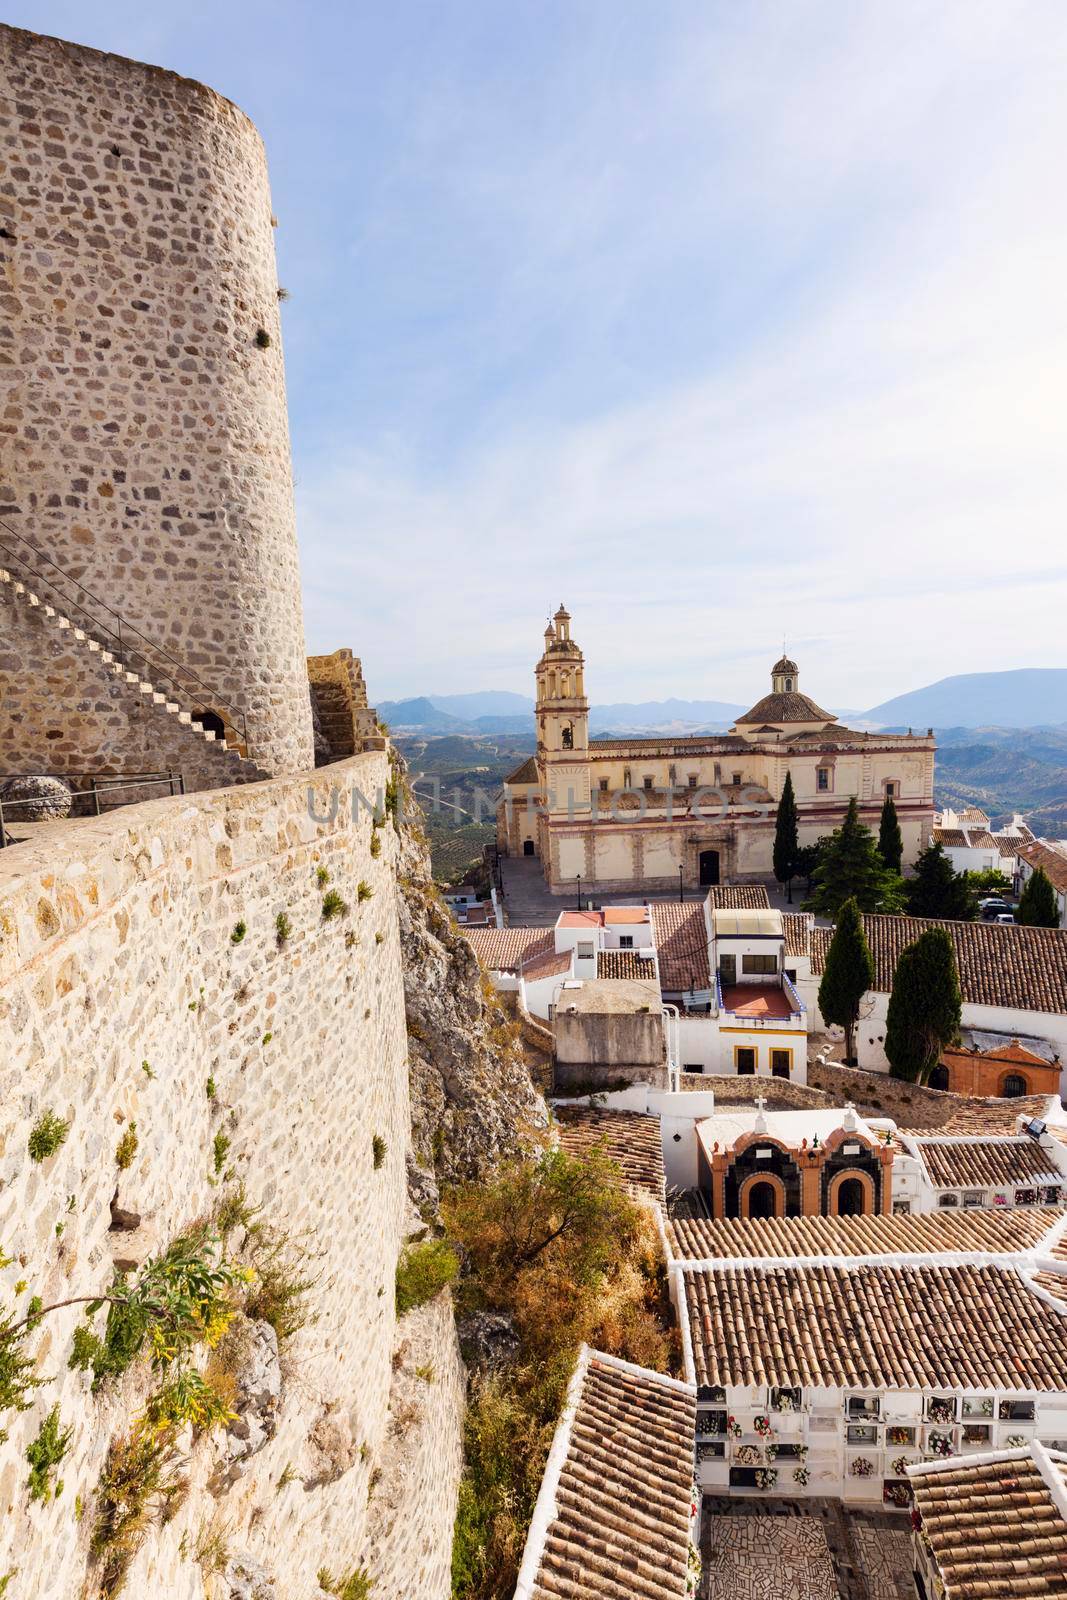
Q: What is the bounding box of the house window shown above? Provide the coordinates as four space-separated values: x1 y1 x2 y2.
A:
619 936 634 950
643 775 654 791
770 1049 791 1079
684 1063 704 1075
742 954 777 975
735 1047 757 1075
885 781 897 798
817 767 831 792
577 941 594 959
598 778 609 793
731 772 742 786
687 774 698 788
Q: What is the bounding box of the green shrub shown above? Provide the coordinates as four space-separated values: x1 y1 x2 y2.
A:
395 1240 458 1317
357 880 373 902
372 1134 387 1170
374 931 385 945
213 1132 231 1176
275 911 292 943
26 1404 72 1502
206 1077 217 1101
370 832 381 858
28 1111 70 1163
242 1218 320 1345
316 866 330 888
254 327 271 349
230 921 247 945
115 1123 138 1171
322 889 348 920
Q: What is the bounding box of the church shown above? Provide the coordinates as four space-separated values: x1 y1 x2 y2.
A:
498 606 936 895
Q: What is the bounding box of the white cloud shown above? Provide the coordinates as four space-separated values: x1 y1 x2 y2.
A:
296 0 1067 709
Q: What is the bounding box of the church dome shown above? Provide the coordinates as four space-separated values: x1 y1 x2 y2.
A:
736 690 835 725
772 654 798 676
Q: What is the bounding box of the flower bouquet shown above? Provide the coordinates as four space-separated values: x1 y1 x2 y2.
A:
891 1455 918 1477
771 1392 795 1413
887 1427 914 1446
1006 1435 1026 1448
792 1466 810 1486
928 1432 954 1458
927 1400 954 1423
727 1415 743 1438
735 1444 761 1466
883 1481 912 1508
753 1414 774 1437
849 1456 875 1478
754 1468 778 1490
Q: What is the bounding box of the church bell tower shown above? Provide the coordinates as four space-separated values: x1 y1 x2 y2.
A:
535 605 591 819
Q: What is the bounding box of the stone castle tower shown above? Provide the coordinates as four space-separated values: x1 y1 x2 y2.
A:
535 604 591 819
0 25 313 783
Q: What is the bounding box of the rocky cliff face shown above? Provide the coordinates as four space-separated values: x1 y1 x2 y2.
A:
395 820 548 1206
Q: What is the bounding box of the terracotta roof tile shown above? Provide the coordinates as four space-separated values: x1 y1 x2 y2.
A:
522 947 575 981
685 1263 1067 1391
668 1207 1055 1262
809 913 1067 1013
1021 839 1067 895
910 1138 1064 1190
736 690 835 724
597 950 657 981
782 912 812 957
649 903 710 992
555 1106 666 1202
959 807 992 825
527 1351 696 1600
909 1096 1057 1136
465 926 553 972
505 756 540 785
909 1446 1067 1599
934 828 969 848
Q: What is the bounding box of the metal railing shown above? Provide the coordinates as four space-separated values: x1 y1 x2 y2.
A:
0 770 185 847
0 516 249 754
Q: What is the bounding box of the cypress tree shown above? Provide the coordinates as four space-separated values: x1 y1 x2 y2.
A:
803 796 903 917
773 772 800 903
817 897 874 1067
905 841 977 921
1017 866 1060 927
878 793 903 875
884 928 962 1083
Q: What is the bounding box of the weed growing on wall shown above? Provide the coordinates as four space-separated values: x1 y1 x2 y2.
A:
27 1111 70 1163
372 1134 387 1170
90 1431 188 1595
275 911 292 944
322 889 348 920
230 921 247 945
213 1132 231 1175
357 879 373 902
318 1566 373 1599
115 1124 138 1171
395 1240 459 1316
25 1404 72 1502
316 866 330 889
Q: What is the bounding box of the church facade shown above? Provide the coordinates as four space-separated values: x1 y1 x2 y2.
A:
499 606 936 896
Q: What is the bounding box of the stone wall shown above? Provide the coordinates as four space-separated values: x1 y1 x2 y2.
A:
0 24 313 779
0 751 460 1599
683 1073 832 1109
806 1056 1047 1129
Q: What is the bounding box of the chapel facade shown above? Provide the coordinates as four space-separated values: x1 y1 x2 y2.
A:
499 606 936 895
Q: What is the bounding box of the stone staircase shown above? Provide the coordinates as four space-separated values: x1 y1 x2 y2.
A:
310 676 357 761
0 565 271 784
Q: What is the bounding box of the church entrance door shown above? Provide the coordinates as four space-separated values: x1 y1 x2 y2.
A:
699 849 720 886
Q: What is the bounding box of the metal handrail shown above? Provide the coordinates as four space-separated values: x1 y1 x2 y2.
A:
0 770 185 847
0 516 249 752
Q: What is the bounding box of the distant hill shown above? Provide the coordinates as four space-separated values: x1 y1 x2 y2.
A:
379 697 463 732
430 691 534 718
862 669 1067 729
590 697 744 732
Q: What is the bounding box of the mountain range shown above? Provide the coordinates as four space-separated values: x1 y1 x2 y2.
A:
379 668 1067 735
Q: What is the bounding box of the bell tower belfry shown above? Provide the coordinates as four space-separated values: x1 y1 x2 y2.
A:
535 605 591 819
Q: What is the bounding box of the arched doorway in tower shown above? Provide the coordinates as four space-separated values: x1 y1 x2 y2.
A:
746 1181 778 1220
835 1177 867 1216
699 849 720 886
194 709 227 740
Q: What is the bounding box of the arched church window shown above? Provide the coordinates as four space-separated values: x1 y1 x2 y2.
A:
562 724 574 750
784 678 793 692
1002 1073 1027 1098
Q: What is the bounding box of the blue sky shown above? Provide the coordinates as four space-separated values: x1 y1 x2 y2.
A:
9 2 1067 708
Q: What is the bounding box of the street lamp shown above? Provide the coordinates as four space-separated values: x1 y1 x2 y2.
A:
678 864 684 905
576 873 582 911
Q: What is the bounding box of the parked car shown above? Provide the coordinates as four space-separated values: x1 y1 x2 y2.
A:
978 896 1010 911
990 912 1016 924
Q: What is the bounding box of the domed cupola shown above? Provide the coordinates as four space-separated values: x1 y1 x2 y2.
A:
771 655 799 694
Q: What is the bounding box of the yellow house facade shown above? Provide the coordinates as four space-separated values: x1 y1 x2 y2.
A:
499 606 936 895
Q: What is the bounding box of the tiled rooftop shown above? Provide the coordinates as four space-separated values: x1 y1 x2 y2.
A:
929 1096 1059 1136
910 1137 1064 1190
685 1263 1067 1391
668 1207 1057 1263
649 902 711 992
909 1444 1067 1599
523 1349 696 1600
810 912 1067 1013
521 947 575 982
554 1106 666 1201
782 911 812 957
597 949 656 981
1021 838 1067 895
464 926 553 972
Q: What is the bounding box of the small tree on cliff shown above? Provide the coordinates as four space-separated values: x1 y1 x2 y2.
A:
1017 866 1060 927
878 793 904 875
884 928 962 1083
773 773 800 903
804 796 903 917
905 840 977 921
817 897 874 1067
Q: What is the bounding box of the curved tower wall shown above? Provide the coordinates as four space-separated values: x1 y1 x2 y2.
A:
0 24 313 776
